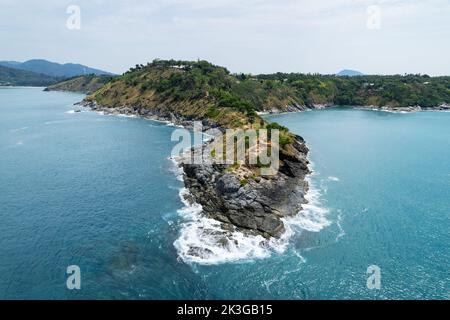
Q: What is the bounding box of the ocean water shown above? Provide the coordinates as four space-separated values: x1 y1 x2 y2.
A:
0 87 449 299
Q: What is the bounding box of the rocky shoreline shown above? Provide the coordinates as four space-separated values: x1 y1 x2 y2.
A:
257 103 334 114
261 103 450 115
77 100 216 129
181 137 310 239
80 100 311 240
354 104 450 113
77 98 448 244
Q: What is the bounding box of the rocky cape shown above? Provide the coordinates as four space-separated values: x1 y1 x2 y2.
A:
77 98 449 238
80 99 311 239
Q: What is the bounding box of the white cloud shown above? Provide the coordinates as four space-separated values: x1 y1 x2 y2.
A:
0 0 448 75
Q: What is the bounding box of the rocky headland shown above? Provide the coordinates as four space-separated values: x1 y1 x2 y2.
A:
81 99 311 239
73 60 449 250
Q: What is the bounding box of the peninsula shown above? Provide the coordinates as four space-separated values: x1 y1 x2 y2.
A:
81 60 311 241
68 59 449 251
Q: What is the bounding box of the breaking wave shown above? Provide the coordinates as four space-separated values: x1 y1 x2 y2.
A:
173 188 291 265
171 158 331 265
284 163 331 233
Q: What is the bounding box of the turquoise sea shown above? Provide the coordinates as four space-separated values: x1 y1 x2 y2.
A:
0 87 449 299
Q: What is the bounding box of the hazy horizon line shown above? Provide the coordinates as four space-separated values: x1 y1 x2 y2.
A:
2 56 449 77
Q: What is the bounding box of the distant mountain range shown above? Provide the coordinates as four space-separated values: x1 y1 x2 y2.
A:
337 69 364 76
0 59 114 86
0 59 113 78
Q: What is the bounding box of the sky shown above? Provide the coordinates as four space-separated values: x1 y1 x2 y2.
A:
0 0 449 75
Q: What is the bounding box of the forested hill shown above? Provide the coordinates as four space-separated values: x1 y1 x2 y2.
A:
0 65 59 86
83 60 449 241
86 59 297 151
88 60 449 118
44 74 115 94
0 59 113 78
255 72 450 109
88 60 262 128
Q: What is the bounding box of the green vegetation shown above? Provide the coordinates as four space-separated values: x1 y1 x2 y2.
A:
44 74 115 94
90 59 260 129
0 59 113 78
256 73 449 109
0 65 60 86
240 179 249 187
86 59 449 159
90 59 450 121
265 122 293 148
266 122 289 132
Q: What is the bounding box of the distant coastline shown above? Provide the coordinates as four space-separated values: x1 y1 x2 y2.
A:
258 103 450 114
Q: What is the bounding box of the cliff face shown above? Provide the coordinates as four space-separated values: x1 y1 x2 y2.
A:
182 137 310 238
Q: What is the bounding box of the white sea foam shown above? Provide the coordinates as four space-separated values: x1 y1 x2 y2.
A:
168 154 289 264
169 145 294 265
147 118 172 125
292 249 307 264
284 165 331 233
335 210 346 242
173 188 293 265
116 114 137 118
172 159 331 265
168 157 184 182
65 110 76 114
90 108 184 128
166 122 184 128
44 120 68 125
328 176 340 182
10 126 29 132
